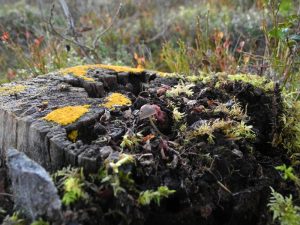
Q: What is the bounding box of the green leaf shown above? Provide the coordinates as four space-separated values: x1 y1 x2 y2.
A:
279 0 293 15
268 27 287 40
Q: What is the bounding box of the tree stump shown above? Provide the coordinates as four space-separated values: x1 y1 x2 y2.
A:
0 65 154 172
0 65 286 225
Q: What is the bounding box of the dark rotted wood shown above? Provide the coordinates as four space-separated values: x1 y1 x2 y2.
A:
0 69 152 172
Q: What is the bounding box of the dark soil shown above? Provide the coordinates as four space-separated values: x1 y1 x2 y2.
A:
59 74 292 225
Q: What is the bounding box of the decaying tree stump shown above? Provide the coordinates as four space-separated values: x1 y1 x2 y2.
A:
0 65 154 172
0 64 287 225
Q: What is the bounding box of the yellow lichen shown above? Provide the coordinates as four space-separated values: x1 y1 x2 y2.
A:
68 130 79 142
97 64 144 73
60 64 145 81
44 105 90 125
60 65 95 81
101 93 132 110
0 85 26 95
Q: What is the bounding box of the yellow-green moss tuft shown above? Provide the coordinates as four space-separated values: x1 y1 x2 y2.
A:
155 71 177 77
44 105 90 125
68 130 79 142
227 74 274 91
101 93 132 110
0 85 26 95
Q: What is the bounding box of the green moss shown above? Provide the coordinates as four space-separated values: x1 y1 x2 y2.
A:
190 119 255 143
166 81 195 97
227 73 274 91
138 186 176 206
277 92 300 155
30 219 50 225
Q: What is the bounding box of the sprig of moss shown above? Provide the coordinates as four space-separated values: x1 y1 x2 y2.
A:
268 188 300 225
166 81 194 97
3 212 26 225
62 177 85 206
225 121 256 140
190 119 255 143
109 154 135 174
120 131 143 150
276 164 300 188
100 154 136 196
30 219 49 225
53 167 87 206
172 107 185 122
138 186 176 206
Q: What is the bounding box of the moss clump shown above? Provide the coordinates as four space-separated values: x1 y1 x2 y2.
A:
68 130 79 142
44 105 90 125
277 92 300 155
190 119 255 143
155 71 177 77
60 64 145 81
101 93 132 110
0 85 26 95
227 73 274 91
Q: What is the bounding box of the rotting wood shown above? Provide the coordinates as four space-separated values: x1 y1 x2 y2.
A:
0 66 154 172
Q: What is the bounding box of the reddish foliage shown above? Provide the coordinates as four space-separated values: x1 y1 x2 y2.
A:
1 32 9 42
34 36 44 47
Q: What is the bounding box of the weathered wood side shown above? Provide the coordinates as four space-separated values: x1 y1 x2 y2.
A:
0 69 152 172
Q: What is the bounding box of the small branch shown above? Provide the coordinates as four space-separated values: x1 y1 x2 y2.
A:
58 0 77 39
144 25 169 43
48 3 99 62
149 117 166 138
0 192 13 198
93 2 123 48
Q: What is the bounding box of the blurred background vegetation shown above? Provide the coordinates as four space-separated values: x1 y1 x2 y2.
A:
0 0 299 92
1 1 300 223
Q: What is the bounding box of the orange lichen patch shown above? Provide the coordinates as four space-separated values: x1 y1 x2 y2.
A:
101 93 132 110
68 130 79 142
0 85 26 95
60 64 145 81
44 105 90 125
